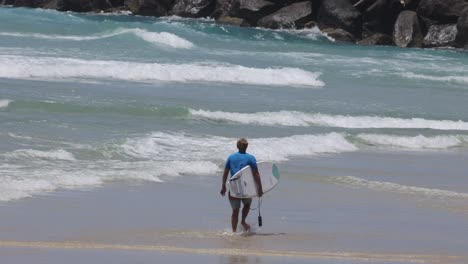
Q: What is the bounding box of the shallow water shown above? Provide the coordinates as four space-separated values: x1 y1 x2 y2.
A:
1 7 468 202
1 7 468 261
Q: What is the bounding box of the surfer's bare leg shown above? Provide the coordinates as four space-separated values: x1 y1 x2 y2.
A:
231 208 239 232
241 203 251 231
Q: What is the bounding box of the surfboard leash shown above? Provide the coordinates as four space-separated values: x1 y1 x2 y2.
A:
250 197 263 227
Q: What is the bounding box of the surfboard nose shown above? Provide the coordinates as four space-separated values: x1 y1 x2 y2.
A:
272 164 280 180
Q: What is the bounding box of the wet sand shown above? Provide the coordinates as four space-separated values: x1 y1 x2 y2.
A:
1 151 468 264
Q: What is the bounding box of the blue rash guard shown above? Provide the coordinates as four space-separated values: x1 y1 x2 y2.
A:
225 151 258 178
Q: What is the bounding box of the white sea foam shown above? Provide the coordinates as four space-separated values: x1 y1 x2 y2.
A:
335 176 468 199
189 109 468 130
0 178 57 201
401 72 468 85
121 132 357 162
0 55 324 87
0 159 220 201
0 132 356 202
130 29 194 49
3 149 76 161
282 27 335 42
357 134 466 149
7 133 33 140
0 28 194 49
0 99 12 109
0 170 103 201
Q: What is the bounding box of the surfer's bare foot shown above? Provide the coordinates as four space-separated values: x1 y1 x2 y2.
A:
241 222 250 232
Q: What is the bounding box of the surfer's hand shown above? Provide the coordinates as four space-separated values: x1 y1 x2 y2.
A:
220 186 226 196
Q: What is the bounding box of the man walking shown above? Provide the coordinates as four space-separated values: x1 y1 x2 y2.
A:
220 138 263 232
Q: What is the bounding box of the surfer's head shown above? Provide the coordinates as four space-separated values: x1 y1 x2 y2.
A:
237 138 248 153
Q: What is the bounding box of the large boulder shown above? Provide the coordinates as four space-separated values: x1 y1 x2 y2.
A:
362 0 405 37
212 0 279 23
92 0 125 10
423 24 458 47
125 0 173 16
11 0 34 7
212 0 237 18
56 0 93 11
358 33 394 45
322 28 356 42
237 0 278 23
257 1 313 29
417 0 468 24
317 0 362 37
393 10 424 47
10 0 52 7
217 15 250 26
169 0 215 18
10 0 121 9
455 8 468 48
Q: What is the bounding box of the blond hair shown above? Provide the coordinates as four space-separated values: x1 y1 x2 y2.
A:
237 138 248 152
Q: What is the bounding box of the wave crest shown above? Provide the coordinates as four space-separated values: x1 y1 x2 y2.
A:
189 109 468 130
3 149 76 161
0 28 194 49
0 99 12 109
0 55 324 87
335 176 468 199
357 134 467 149
120 132 356 162
401 72 468 85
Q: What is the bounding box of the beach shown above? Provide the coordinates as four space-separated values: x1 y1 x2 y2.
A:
1 7 468 264
1 152 468 263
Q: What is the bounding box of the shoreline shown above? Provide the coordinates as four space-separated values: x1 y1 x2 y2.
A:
1 0 467 50
2 240 467 263
1 151 468 263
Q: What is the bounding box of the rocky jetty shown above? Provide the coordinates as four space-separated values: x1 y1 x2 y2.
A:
3 0 468 49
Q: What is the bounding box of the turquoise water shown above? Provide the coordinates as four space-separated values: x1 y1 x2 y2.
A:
1 7 468 204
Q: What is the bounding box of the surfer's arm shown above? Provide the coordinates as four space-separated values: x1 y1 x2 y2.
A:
252 168 263 197
220 167 229 196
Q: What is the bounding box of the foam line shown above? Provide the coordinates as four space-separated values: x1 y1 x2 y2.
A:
120 132 356 162
0 132 354 202
1 240 463 263
189 109 468 130
0 56 324 87
401 72 468 85
335 176 468 199
3 149 76 161
357 134 467 149
0 28 194 49
0 99 11 109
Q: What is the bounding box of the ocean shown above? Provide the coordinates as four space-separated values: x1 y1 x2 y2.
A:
1 6 468 262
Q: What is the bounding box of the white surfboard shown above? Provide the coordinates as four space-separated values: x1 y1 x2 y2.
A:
227 161 280 198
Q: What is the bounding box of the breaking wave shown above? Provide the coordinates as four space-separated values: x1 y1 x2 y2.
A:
189 109 468 130
120 132 357 162
357 134 467 149
401 72 468 85
0 99 12 109
0 28 194 49
334 176 468 199
0 55 324 87
3 149 76 161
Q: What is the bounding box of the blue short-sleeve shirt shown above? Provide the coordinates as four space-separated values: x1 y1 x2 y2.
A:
225 152 258 177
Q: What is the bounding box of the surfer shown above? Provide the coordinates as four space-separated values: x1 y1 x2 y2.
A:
220 138 263 233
